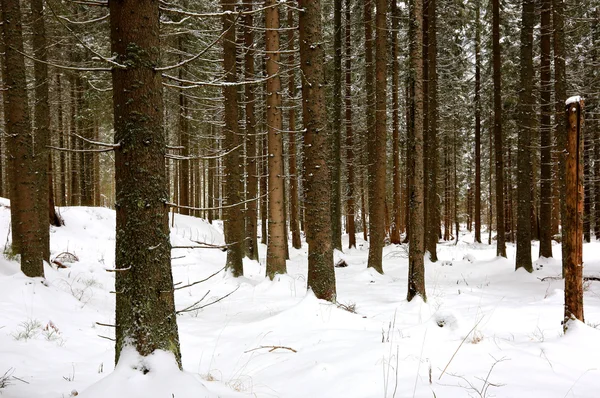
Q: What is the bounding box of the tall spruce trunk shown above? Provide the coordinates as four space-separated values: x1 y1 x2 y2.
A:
109 0 180 365
390 0 402 245
553 0 567 274
492 0 506 257
426 0 438 261
407 0 426 302
287 8 302 250
266 0 287 278
31 0 55 260
474 0 481 244
221 0 244 276
516 0 534 272
243 0 259 259
367 0 387 274
298 0 336 301
1 0 44 277
345 0 356 249
539 0 553 256
331 0 343 251
364 0 375 243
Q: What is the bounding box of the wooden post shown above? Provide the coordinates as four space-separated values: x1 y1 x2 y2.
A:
563 96 584 332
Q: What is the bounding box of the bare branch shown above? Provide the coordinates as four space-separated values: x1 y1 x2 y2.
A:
48 145 115 153
174 266 225 291
155 14 239 71
72 133 120 148
166 192 268 212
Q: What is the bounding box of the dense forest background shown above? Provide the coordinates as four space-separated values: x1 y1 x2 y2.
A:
0 0 598 383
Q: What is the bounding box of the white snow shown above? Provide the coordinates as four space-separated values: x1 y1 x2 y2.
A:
0 198 599 397
565 95 582 105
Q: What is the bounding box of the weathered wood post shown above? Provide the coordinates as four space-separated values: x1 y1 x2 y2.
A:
563 96 585 332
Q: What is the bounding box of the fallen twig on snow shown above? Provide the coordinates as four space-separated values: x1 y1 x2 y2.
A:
244 345 297 353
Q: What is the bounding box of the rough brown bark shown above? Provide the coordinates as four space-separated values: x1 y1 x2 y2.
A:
407 0 426 302
553 0 567 275
243 0 259 259
516 0 534 272
109 0 180 366
367 0 387 274
390 0 401 246
177 37 190 216
539 0 553 257
221 0 244 276
31 0 54 259
425 0 438 261
287 8 302 251
331 0 343 252
1 0 44 276
299 0 336 301
265 0 287 278
492 0 506 257
364 0 374 244
344 0 356 249
563 98 584 331
474 0 481 244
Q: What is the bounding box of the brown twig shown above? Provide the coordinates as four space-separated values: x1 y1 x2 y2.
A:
244 345 297 353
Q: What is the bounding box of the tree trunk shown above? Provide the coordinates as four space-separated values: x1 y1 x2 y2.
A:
390 0 401 245
266 0 287 278
177 38 190 216
492 0 506 257
426 0 438 261
243 0 259 259
299 0 336 301
364 0 374 244
30 0 53 260
539 0 553 256
287 8 302 250
474 0 482 244
345 0 356 249
563 97 584 331
367 0 387 274
221 0 244 277
331 0 343 251
407 0 426 302
1 0 44 276
109 0 180 366
553 0 567 274
515 0 534 272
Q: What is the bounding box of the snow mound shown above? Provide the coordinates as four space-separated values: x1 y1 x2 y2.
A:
78 347 216 398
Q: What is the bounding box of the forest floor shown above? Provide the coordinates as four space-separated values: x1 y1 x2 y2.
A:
0 198 599 398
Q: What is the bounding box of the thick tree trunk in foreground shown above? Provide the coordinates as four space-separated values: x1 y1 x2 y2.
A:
407 0 426 302
221 0 244 276
492 0 506 257
516 0 534 272
109 0 180 366
367 0 387 274
539 0 553 257
265 0 287 278
563 97 584 332
299 0 336 302
1 0 44 277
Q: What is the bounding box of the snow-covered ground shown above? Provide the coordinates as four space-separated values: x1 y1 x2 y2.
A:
0 198 599 398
